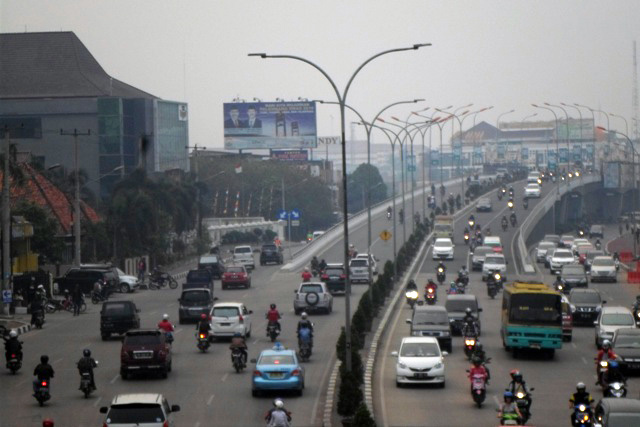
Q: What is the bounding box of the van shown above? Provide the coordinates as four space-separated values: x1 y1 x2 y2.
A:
406 305 452 352
178 288 215 324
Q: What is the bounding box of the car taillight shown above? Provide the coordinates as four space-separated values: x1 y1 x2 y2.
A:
11 354 15 358
103 423 108 427
322 274 329 280
163 421 169 427
239 315 244 323
253 370 262 377
292 369 301 376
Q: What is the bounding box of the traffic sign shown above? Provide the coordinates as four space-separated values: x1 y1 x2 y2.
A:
278 209 288 220
291 220 300 227
379 230 392 241
291 209 301 219
2 289 12 304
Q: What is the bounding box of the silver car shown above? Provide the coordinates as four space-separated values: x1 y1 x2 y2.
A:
535 241 556 263
590 256 618 283
294 282 333 315
594 306 635 348
349 258 370 284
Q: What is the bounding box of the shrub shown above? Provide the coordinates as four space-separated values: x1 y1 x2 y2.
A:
337 370 363 417
339 348 364 385
352 403 377 427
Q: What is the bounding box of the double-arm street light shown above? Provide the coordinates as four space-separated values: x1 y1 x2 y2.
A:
532 104 560 177
561 103 585 167
436 108 471 204
249 43 431 372
545 103 572 168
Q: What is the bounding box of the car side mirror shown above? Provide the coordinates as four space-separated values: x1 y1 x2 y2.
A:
478 308 483 312
178 298 182 303
405 319 412 324
294 290 298 293
391 351 398 357
529 387 535 391
213 297 219 301
171 404 181 412
248 310 253 314
250 358 257 364
602 300 607 304
99 407 108 413
442 351 449 356
136 308 141 313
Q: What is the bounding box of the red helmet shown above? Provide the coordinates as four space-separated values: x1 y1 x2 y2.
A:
43 419 54 427
200 313 207 320
510 369 520 379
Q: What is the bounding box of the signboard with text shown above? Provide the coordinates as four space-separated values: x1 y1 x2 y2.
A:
271 150 309 161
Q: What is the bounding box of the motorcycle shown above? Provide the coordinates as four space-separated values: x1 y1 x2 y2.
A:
507 199 514 210
634 308 640 327
425 287 437 305
232 348 245 373
510 215 517 227
514 388 533 425
596 359 609 386
468 371 487 407
148 269 179 290
34 379 51 406
502 220 508 231
91 290 108 304
463 335 478 360
80 372 93 398
497 191 503 201
523 199 529 210
32 310 45 329
298 330 313 363
164 331 174 345
573 403 593 427
487 272 501 299
436 268 446 286
605 381 627 398
500 412 521 426
386 211 392 221
197 332 210 352
464 232 470 245
457 272 469 287
405 290 419 308
267 322 280 342
6 352 22 374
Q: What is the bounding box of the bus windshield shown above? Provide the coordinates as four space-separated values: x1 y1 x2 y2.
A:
508 293 562 326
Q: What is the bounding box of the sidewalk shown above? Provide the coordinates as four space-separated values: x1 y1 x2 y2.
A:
0 318 31 337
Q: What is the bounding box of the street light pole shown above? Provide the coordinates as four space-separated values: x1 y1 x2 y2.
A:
532 104 560 232
495 109 515 165
249 43 431 373
545 103 571 170
562 103 585 167
2 127 11 316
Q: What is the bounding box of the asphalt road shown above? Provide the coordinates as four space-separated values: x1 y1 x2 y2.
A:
0 178 475 427
373 178 640 427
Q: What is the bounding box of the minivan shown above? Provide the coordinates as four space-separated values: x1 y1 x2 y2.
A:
178 288 216 324
406 305 452 352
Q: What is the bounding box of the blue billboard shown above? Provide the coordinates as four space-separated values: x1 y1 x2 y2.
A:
223 101 317 150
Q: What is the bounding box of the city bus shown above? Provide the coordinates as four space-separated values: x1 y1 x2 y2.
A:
501 282 563 357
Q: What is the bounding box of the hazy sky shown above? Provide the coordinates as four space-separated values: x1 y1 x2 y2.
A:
2 0 640 148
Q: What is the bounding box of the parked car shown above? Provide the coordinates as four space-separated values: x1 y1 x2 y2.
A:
260 244 283 265
99 393 180 427
560 263 588 291
120 329 172 379
349 258 370 284
198 255 225 279
612 328 640 372
561 294 573 342
100 301 140 341
594 397 640 426
549 249 576 274
569 288 605 326
589 224 604 239
233 245 255 270
432 237 454 260
482 253 507 281
251 344 304 396
209 302 253 339
115 268 140 293
535 241 557 263
471 246 494 271
590 256 618 283
476 197 492 212
406 305 452 353
294 282 333 315
594 306 636 348
524 183 541 198
221 265 251 289
444 294 482 335
54 266 118 295
178 288 215 324
392 337 446 387
321 263 346 295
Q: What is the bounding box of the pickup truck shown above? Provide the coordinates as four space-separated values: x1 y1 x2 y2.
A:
182 269 214 293
433 215 454 240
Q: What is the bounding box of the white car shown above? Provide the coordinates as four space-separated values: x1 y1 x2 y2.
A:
482 253 507 281
115 268 140 293
100 393 180 427
355 253 378 275
349 258 370 284
549 249 576 274
594 306 635 348
590 256 618 283
535 241 556 263
570 238 590 253
432 238 454 260
209 302 253 339
392 336 446 387
233 245 255 270
524 183 541 198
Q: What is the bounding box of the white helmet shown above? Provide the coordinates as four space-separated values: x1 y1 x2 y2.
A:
9 329 17 338
274 398 284 409
37 285 44 290
304 267 309 272
162 313 169 320
301 312 308 319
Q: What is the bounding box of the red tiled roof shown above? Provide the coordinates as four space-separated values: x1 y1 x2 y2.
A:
0 163 100 235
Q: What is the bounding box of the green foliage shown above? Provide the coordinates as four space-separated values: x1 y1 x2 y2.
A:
263 229 277 243
337 370 363 417
352 403 377 427
345 163 387 213
221 230 259 245
12 201 65 263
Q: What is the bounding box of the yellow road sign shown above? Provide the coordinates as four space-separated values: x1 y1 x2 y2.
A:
379 230 392 241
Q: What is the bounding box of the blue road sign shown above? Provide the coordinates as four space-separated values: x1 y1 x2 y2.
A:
278 209 288 220
2 290 12 303
291 209 301 219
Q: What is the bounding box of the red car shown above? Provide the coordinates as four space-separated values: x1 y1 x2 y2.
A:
120 329 172 379
221 266 251 290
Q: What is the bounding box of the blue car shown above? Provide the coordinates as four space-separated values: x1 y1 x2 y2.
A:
251 343 305 396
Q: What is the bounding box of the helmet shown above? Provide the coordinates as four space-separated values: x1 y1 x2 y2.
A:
38 285 44 290
349 244 355 249
162 313 169 320
602 340 611 349
576 382 586 392
200 313 207 320
274 398 284 409
40 355 49 364
472 357 482 366
9 329 17 338
510 369 520 379
465 308 472 314
42 419 54 427
304 267 309 272
504 391 514 401
461 266 466 270
64 289 69 294
301 312 308 319
270 304 276 310
636 295 640 301
83 348 91 357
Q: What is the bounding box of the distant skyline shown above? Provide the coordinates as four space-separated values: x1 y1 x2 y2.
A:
2 0 640 149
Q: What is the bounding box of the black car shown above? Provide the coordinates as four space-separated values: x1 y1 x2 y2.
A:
613 328 640 372
476 197 492 212
444 294 482 336
560 264 588 292
569 288 604 325
406 306 452 353
178 288 216 324
100 301 140 340
198 255 225 280
589 225 604 239
321 263 346 295
260 244 283 265
55 267 118 295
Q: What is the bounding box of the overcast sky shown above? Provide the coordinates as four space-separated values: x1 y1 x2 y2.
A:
2 0 640 148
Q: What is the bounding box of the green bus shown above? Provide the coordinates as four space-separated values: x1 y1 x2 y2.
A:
501 282 563 357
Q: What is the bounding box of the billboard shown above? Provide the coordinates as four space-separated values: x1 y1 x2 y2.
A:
271 150 309 161
223 102 317 150
604 162 620 188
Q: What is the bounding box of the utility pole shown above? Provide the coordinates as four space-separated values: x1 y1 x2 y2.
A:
2 127 11 315
187 145 202 239
60 129 91 267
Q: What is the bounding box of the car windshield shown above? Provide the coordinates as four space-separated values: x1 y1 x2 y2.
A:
484 256 504 264
400 342 440 357
593 258 615 267
262 245 277 251
445 299 476 312
479 198 490 204
554 250 573 258
563 266 584 275
434 240 451 248
570 292 601 304
607 413 640 426
526 184 538 189
116 268 128 276
226 267 244 273
473 247 492 257
614 335 640 348
590 226 603 233
601 313 634 326
413 311 448 325
587 251 604 260
103 303 131 315
325 269 343 276
212 307 239 318
434 224 450 232
509 294 562 326
124 334 160 346
181 291 209 302
538 242 555 250
106 404 165 423
300 284 323 293
350 260 367 267
259 354 296 365
234 247 251 254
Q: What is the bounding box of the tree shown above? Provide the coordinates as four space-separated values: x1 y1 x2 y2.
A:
12 201 64 264
345 164 387 213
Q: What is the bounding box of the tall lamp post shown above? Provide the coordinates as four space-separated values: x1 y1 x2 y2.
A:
575 104 598 170
562 103 585 168
545 103 572 170
533 104 561 232
436 108 470 204
249 43 431 372
495 109 515 166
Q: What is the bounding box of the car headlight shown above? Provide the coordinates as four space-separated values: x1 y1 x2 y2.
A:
596 306 602 311
398 362 407 369
433 361 443 369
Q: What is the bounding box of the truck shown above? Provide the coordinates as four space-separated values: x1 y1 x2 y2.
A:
182 269 214 293
433 215 454 240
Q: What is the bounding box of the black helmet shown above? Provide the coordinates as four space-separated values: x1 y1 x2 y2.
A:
472 356 482 366
40 355 49 364
83 348 91 357
270 303 276 310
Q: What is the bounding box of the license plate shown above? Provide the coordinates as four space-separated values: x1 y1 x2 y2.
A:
628 363 640 369
530 343 541 349
269 373 285 379
414 373 429 379
219 323 231 327
330 276 338 280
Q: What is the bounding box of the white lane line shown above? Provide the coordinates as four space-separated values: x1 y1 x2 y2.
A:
582 357 588 365
242 293 248 298
175 328 183 334
52 358 63 365
206 394 215 406
221 373 229 382
571 342 577 348
167 303 175 307
93 396 102 407
252 339 259 345
493 395 501 407
149 310 157 315
370 236 382 250
110 374 119 384
195 422 201 427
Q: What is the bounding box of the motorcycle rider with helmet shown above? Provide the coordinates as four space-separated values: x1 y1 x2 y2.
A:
406 279 418 292
318 259 327 272
633 294 640 312
596 340 617 385
501 215 509 230
437 261 447 274
266 304 282 335
76 349 97 391
425 278 438 294
297 312 314 348
508 369 532 415
468 356 489 385
229 332 248 366
4 329 23 364
310 256 319 274
569 382 594 425
554 274 564 292
471 343 490 381
602 360 626 387
265 398 292 427
498 391 522 424
157 314 174 342
196 313 212 335
301 268 312 282
462 308 478 335
33 355 54 395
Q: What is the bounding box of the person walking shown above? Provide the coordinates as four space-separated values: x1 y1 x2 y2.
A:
71 284 83 316
137 258 146 282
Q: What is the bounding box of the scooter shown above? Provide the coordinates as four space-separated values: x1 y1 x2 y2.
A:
298 331 313 363
464 233 470 245
232 348 245 373
80 371 94 398
514 388 534 425
197 332 210 352
467 371 487 407
267 322 280 342
572 403 593 427
523 199 529 210
405 290 419 308
605 381 627 398
91 290 108 304
436 268 446 286
32 310 45 329
34 379 51 406
386 211 392 221
463 335 478 360
425 287 437 305
6 352 22 374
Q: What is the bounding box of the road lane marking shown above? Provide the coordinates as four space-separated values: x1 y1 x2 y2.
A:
93 396 102 407
221 373 228 382
149 310 156 315
252 339 259 345
582 357 588 365
572 342 577 348
53 358 63 365
195 423 201 427
206 394 215 406
167 303 175 307
493 395 501 407
242 293 248 298
175 328 183 334
110 374 119 384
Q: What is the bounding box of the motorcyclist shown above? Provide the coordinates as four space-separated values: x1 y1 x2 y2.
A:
498 391 522 424
595 238 602 250
457 265 469 284
603 360 626 386
386 206 392 219
508 370 532 415
468 214 475 228
229 332 248 366
462 308 478 336
510 211 517 224
569 382 594 425
92 280 104 301
447 281 458 295
318 259 327 272
196 313 212 335
554 274 564 292
35 284 46 302
266 304 282 334
348 244 358 258
501 215 508 229
265 398 292 427
471 343 490 380
523 197 529 209
76 348 97 391
4 329 23 362
157 314 175 342
30 296 44 327
406 279 418 291
596 340 617 385
301 268 312 282
425 278 438 293
297 312 314 348
33 355 54 395
467 356 489 385
632 295 640 312
310 256 319 273
436 261 447 274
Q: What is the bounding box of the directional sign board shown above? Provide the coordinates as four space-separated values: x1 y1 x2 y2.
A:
2 289 12 303
278 209 288 220
290 208 301 227
379 230 392 241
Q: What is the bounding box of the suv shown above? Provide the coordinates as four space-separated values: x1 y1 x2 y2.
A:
198 255 225 279
294 282 333 315
444 294 482 335
594 397 640 426
476 197 492 212
406 305 452 353
471 246 493 271
120 329 172 379
569 288 605 325
321 263 346 295
54 266 118 295
100 393 180 427
233 246 255 270
100 301 140 340
589 224 604 239
355 253 378 275
594 306 635 348
349 258 370 284
178 288 215 324
209 302 253 339
260 244 283 265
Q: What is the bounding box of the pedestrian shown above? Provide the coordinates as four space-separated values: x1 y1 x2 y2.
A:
71 283 83 316
137 258 146 282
